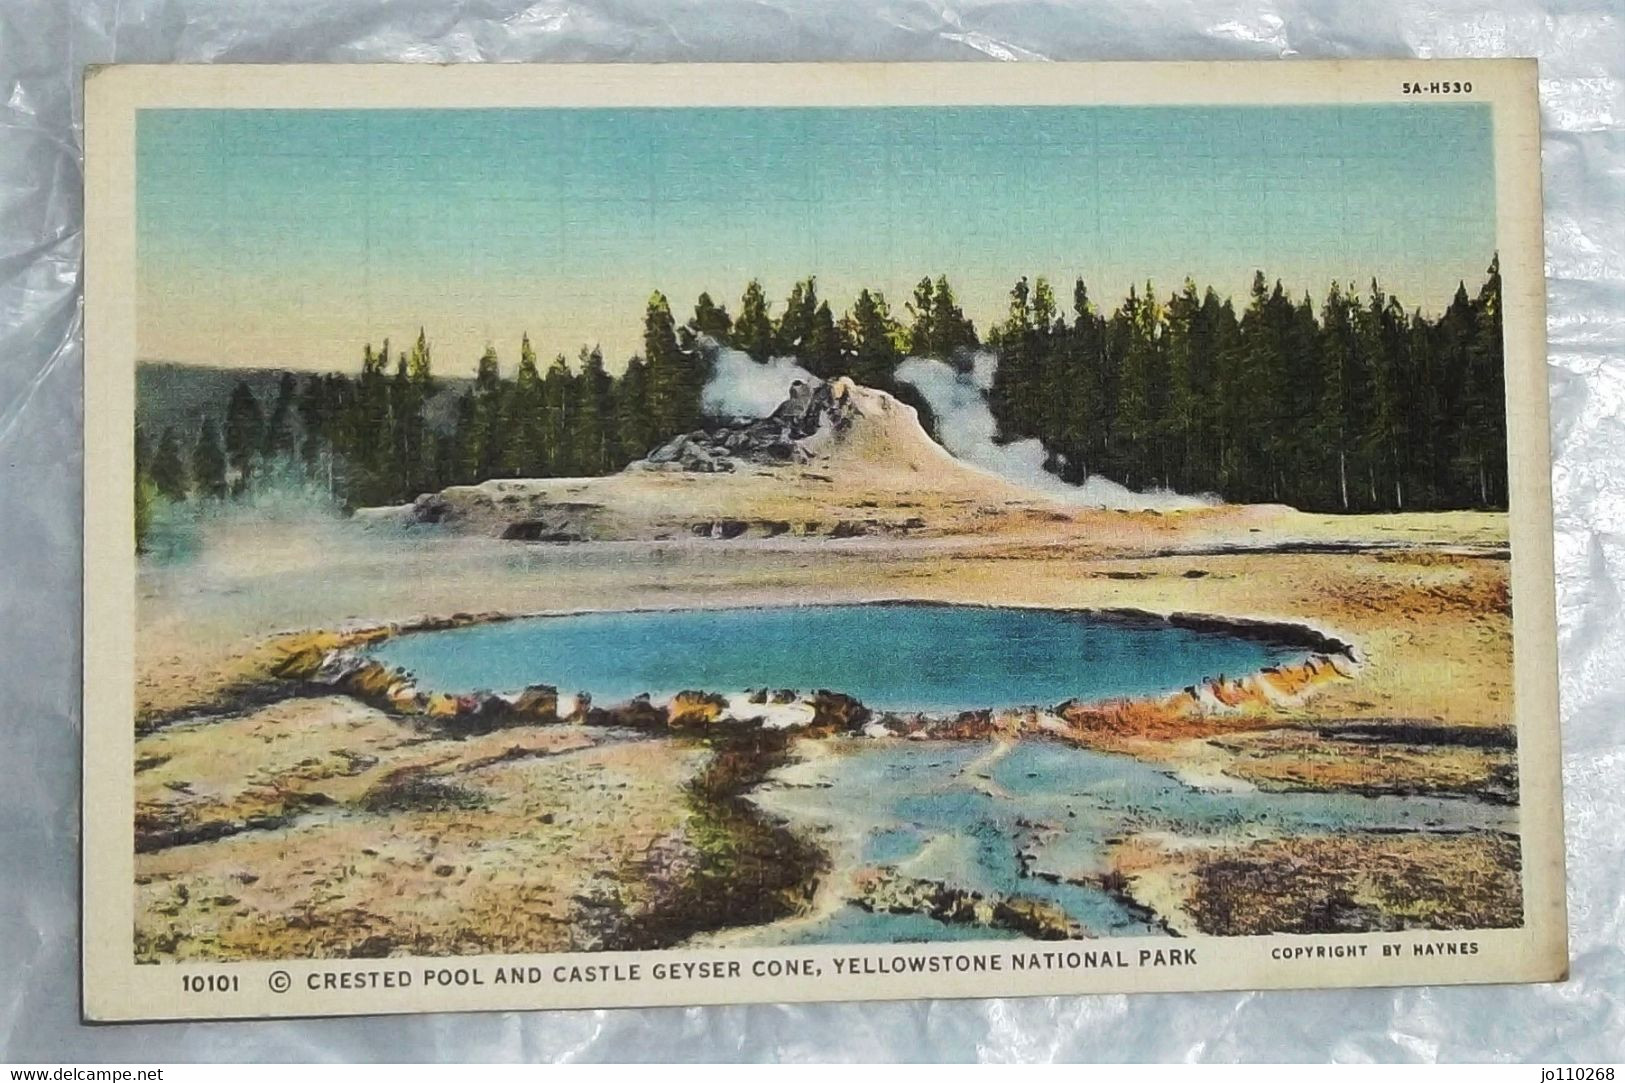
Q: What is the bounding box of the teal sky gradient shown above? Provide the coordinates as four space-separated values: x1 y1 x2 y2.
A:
137 104 1495 373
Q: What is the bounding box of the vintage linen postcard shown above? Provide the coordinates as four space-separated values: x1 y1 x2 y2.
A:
83 60 1565 1021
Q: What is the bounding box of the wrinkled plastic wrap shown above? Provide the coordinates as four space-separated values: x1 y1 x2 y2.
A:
2 0 1622 1063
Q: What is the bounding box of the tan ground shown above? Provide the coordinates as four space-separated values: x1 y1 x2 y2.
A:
135 696 601 852
130 391 1518 954
1199 729 1516 803
138 506 1509 729
1106 831 1522 937
137 718 706 961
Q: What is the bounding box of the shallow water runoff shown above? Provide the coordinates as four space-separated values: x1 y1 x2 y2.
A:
745 739 1516 945
368 601 1306 712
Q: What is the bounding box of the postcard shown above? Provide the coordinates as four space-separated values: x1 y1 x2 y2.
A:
82 60 1564 1021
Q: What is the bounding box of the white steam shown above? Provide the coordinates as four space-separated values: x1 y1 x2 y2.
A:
698 340 1211 510
895 353 1212 511
701 346 818 419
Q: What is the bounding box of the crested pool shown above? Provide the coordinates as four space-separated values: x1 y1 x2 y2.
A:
365 602 1309 713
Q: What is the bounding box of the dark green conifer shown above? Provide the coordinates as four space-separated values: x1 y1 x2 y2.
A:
149 426 189 501
191 419 229 500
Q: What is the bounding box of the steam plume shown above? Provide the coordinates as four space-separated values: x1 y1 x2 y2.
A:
895 353 1211 510
700 342 1210 510
701 346 819 419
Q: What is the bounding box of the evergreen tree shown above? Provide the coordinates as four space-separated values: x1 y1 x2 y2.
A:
688 292 734 345
1069 279 1115 484
263 371 300 462
776 278 819 358
573 346 615 474
1210 298 1245 492
617 356 657 462
1281 292 1323 503
845 288 903 388
505 333 547 477
733 280 776 360
397 327 436 493
470 345 507 480
645 291 700 435
802 299 848 379
1027 279 1066 457
988 276 1036 439
902 277 933 356
542 354 574 476
350 340 392 504
1464 254 1507 506
1113 283 1169 490
297 374 329 473
223 380 264 496
1032 277 1057 329
929 276 979 360
1359 284 1411 510
1435 280 1479 505
317 373 353 497
191 419 229 500
1164 279 1204 492
149 426 189 501
906 276 978 360
1316 281 1363 510
447 389 478 485
1240 277 1293 501
431 423 462 491
389 351 414 492
1399 310 1441 508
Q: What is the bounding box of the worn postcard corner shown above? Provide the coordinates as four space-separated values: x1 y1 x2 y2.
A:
82 60 1564 1022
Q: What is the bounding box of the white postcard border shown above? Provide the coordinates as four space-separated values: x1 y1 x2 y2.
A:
82 60 1565 1022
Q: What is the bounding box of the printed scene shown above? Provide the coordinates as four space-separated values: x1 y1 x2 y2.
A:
131 105 1519 962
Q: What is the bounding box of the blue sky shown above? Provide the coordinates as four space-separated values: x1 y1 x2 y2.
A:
137 103 1496 372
